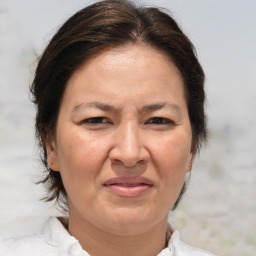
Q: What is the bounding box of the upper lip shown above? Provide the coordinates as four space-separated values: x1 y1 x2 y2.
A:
103 176 154 186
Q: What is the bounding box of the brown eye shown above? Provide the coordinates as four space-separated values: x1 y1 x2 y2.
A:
146 117 173 125
82 117 109 124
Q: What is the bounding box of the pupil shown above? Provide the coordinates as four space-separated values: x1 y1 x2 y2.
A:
91 117 102 123
154 118 162 123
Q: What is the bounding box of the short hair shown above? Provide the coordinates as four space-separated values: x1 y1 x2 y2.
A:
31 0 207 210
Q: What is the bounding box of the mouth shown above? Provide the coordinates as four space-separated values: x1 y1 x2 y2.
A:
103 177 153 198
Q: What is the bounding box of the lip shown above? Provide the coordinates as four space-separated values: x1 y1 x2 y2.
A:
103 176 153 198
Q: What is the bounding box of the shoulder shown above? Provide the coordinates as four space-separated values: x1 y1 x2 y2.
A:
166 228 217 256
0 234 56 256
0 217 76 256
177 239 217 256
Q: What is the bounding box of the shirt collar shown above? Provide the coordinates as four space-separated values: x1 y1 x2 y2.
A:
42 217 178 255
42 217 89 256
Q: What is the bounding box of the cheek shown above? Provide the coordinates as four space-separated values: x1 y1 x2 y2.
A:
150 131 192 179
56 131 109 185
145 131 192 210
56 133 110 208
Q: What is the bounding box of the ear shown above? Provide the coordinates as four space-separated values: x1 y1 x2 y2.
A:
45 137 60 172
186 153 194 173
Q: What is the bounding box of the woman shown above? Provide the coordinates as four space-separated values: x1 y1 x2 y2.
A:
0 0 216 255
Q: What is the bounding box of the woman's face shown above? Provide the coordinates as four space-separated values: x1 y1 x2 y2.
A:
47 45 193 235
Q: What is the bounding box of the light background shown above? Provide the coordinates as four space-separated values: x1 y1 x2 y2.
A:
0 0 255 255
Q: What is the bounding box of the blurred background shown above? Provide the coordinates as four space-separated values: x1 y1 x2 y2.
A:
0 0 255 255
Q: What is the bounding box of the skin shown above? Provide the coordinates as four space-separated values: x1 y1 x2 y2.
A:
46 44 193 256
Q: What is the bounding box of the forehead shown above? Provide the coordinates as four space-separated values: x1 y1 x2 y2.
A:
62 44 186 109
77 44 183 79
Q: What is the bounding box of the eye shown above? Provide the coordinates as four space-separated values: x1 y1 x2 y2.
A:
146 117 173 125
81 117 110 125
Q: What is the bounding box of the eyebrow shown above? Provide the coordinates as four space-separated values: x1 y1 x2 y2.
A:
72 101 115 113
72 101 182 114
142 103 182 112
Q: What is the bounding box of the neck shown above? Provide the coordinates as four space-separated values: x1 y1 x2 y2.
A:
68 210 169 256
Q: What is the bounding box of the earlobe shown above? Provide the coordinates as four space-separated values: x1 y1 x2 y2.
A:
187 153 194 173
45 138 60 172
187 163 192 173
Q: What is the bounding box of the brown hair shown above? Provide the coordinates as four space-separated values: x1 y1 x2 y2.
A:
31 0 207 210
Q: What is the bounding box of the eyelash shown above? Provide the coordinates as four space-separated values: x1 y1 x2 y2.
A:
81 117 110 125
81 117 173 126
146 117 173 125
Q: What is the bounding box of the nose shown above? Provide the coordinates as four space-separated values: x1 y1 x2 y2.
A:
109 121 150 167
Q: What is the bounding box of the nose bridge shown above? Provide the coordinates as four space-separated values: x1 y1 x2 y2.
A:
110 119 149 166
118 119 140 155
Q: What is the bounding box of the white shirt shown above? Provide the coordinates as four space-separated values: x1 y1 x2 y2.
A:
0 217 216 256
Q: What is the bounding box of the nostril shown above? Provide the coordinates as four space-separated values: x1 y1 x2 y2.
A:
111 159 123 165
109 139 150 167
110 156 142 168
138 159 147 164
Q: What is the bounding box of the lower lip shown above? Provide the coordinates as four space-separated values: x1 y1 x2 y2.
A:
104 184 152 197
